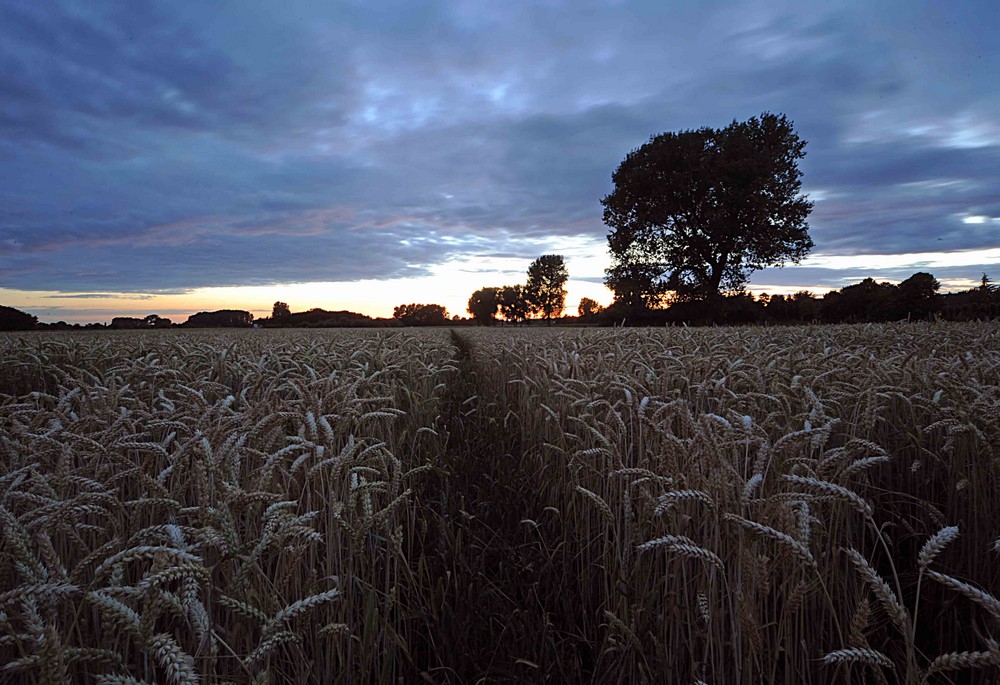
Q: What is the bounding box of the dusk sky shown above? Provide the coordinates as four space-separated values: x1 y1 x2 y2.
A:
2 0 998 323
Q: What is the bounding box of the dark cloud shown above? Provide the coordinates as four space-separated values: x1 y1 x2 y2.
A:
1 0 998 299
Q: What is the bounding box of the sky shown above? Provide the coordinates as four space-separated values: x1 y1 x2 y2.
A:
1 0 998 323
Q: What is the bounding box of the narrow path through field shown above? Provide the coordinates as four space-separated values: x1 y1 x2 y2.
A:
407 331 595 683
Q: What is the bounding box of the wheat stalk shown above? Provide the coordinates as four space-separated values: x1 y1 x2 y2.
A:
926 571 1000 622
822 647 893 668
724 513 815 567
918 526 960 568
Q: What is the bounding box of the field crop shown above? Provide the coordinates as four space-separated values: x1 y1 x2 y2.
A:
1 324 998 684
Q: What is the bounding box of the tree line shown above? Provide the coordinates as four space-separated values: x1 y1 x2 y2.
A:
465 254 569 325
616 273 1000 326
3 272 999 332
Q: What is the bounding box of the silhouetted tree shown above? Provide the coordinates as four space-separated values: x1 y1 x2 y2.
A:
272 301 291 319
791 290 820 322
393 303 449 326
898 272 940 320
143 314 172 328
467 287 501 325
0 305 37 331
110 317 144 330
968 273 999 318
603 112 813 303
765 294 796 321
975 273 995 300
186 310 253 327
721 292 764 324
604 262 668 311
822 278 899 323
268 308 373 327
498 285 531 324
525 255 568 323
577 297 602 319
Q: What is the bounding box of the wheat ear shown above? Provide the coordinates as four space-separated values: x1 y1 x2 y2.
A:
822 647 893 668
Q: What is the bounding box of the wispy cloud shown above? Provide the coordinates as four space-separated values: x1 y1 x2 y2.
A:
45 293 157 300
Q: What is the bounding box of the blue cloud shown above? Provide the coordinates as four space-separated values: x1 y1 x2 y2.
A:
1 0 998 297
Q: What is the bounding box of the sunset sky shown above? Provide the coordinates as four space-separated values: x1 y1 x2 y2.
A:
1 0 998 323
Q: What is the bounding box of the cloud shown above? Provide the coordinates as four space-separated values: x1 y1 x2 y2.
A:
1 0 998 302
45 293 156 300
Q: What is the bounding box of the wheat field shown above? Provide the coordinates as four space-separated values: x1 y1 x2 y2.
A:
1 324 997 684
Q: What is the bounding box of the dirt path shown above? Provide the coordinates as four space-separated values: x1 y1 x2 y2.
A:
405 330 594 683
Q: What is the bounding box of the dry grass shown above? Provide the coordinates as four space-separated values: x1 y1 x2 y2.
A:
1 323 998 683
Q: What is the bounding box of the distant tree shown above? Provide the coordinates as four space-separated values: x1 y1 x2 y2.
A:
110 317 144 330
822 278 899 323
143 314 172 328
467 287 501 325
38 320 75 331
765 294 795 321
272 301 291 319
525 255 568 323
603 112 813 303
967 273 999 318
393 303 449 326
270 308 373 327
0 305 37 331
186 310 253 327
577 297 602 319
976 273 995 299
791 291 820 322
898 272 940 320
498 285 531 324
605 262 668 311
722 292 764 324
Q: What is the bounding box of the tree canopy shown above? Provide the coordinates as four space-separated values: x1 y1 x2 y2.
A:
272 301 291 319
186 310 253 327
602 112 813 304
109 314 171 329
525 254 568 322
498 285 531 324
393 303 449 326
577 297 602 319
0 305 37 331
467 287 501 325
898 272 940 319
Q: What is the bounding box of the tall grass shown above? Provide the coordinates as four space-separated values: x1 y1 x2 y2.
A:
1 323 997 683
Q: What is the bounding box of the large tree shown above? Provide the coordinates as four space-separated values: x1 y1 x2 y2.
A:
525 255 568 323
602 112 813 303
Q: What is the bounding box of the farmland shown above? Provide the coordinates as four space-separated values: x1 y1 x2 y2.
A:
1 324 998 684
